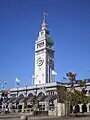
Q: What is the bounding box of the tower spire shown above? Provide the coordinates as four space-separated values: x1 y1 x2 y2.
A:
43 12 48 21
41 12 48 31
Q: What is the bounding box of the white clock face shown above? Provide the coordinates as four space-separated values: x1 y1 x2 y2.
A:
37 57 44 66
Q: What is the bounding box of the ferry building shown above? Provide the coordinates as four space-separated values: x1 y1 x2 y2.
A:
1 14 90 116
3 15 66 116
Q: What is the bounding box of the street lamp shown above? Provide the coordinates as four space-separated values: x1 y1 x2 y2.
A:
0 81 7 113
0 81 7 90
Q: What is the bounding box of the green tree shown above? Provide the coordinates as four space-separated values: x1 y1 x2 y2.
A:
66 72 88 113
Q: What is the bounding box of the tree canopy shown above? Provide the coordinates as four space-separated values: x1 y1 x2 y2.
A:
65 72 88 106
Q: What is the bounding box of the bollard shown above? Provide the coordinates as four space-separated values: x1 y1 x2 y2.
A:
20 115 28 120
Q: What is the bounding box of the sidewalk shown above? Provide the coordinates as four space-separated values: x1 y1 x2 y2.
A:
0 113 90 120
0 113 62 120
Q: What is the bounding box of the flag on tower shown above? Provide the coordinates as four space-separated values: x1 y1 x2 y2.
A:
44 12 48 16
32 75 35 79
16 78 20 85
32 74 36 85
52 70 57 76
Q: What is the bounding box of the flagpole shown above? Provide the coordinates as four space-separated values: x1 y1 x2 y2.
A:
15 80 16 88
32 77 34 86
43 12 48 21
32 75 34 86
15 78 17 88
44 13 45 21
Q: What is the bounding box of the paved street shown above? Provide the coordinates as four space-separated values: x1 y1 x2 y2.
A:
0 115 90 120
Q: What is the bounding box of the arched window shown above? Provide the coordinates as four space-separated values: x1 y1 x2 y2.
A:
19 94 24 97
89 90 90 93
28 93 33 98
82 104 87 113
74 104 80 113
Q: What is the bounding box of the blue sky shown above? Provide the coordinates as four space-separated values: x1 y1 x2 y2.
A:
0 0 90 89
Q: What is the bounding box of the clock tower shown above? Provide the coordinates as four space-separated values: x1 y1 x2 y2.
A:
34 15 54 85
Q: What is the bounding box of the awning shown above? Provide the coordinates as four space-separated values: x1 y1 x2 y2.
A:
1 98 10 104
50 95 57 101
13 96 24 103
27 95 35 102
19 97 28 103
4 98 10 103
37 95 46 101
45 95 57 102
7 97 16 103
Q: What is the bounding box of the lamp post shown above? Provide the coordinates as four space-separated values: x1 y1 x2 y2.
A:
0 81 7 98
0 81 7 91
0 81 7 113
17 87 18 97
16 82 20 97
16 85 19 112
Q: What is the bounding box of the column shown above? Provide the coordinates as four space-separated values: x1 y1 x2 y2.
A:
87 103 89 112
79 104 82 112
